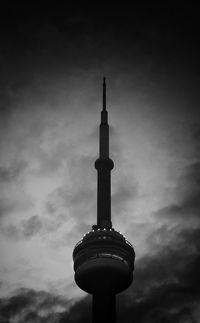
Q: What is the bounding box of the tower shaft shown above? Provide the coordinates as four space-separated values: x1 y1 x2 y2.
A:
92 293 116 323
97 167 111 226
95 77 114 229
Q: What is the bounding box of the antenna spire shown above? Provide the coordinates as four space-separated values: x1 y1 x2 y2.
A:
101 77 108 124
103 77 106 110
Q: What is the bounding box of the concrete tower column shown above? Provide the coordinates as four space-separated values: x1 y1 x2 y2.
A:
73 78 135 323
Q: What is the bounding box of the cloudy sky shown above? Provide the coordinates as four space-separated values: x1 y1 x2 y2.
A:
0 3 200 322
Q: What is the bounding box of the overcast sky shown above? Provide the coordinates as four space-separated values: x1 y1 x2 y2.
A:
0 4 200 323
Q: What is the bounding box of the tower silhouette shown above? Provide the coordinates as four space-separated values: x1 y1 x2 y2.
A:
73 78 135 323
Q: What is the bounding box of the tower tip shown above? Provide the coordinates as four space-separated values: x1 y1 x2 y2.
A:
103 77 106 110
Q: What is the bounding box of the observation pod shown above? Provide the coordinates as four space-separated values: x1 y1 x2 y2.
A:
73 228 135 294
72 78 135 323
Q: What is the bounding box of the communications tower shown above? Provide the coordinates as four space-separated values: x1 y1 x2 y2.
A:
73 78 135 323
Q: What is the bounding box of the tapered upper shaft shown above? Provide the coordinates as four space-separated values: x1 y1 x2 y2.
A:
100 77 108 157
95 78 114 229
103 77 106 111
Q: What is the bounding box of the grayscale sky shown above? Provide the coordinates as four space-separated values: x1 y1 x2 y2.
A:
0 3 200 323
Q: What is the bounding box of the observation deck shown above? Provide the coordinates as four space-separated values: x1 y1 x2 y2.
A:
73 227 135 294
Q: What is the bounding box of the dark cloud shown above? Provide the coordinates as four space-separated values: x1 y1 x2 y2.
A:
154 149 200 222
0 288 68 323
0 292 32 319
22 215 42 237
115 227 200 323
0 160 27 183
1 223 20 240
1 211 71 242
59 295 91 323
154 122 200 228
192 123 200 145
1 215 42 240
179 162 200 210
136 147 200 322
